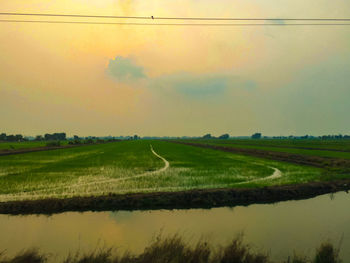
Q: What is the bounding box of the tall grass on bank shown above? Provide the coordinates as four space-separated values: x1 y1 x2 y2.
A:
0 235 342 263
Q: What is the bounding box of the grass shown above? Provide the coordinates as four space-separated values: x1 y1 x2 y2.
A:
0 140 327 202
181 139 350 159
0 235 341 263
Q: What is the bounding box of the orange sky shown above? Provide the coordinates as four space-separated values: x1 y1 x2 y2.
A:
1 0 350 136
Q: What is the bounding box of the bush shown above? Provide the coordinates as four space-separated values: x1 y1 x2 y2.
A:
0 249 46 263
314 242 341 263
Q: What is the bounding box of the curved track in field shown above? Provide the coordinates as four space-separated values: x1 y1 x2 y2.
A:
149 144 169 173
249 166 282 183
237 166 282 185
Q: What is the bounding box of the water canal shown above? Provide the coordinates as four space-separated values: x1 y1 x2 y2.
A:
0 191 349 262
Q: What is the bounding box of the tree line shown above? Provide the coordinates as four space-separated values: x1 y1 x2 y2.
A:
201 133 350 140
0 132 129 143
0 133 24 142
0 133 66 142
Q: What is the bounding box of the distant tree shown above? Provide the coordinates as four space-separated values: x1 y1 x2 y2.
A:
251 133 262 139
73 135 80 140
6 135 16 142
218 134 229 139
15 134 23 141
44 133 66 141
133 135 139 140
202 134 212 139
335 134 343 139
55 133 66 140
0 133 6 141
35 135 43 141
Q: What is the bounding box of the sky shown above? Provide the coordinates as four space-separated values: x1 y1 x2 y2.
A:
0 0 350 137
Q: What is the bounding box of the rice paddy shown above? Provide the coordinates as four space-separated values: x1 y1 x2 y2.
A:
0 140 327 202
181 139 350 159
0 141 49 151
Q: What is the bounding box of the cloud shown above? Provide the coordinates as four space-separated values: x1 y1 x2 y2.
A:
107 56 257 99
107 56 146 81
159 73 229 97
153 73 258 99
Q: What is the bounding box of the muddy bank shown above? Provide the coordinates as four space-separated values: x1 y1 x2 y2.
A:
170 141 350 170
0 179 349 215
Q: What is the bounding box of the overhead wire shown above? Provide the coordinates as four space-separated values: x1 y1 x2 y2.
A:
0 20 350 26
0 12 350 26
0 12 350 21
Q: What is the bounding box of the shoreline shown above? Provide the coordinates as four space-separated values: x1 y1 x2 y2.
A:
0 179 349 215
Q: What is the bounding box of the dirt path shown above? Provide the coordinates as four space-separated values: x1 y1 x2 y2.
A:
149 144 169 173
99 144 169 181
237 166 282 185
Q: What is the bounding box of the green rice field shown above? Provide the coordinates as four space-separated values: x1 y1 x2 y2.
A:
0 141 72 152
0 140 331 202
200 138 350 151
0 141 49 151
182 139 350 159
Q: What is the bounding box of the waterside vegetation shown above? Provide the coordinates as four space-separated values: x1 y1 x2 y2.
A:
0 235 341 263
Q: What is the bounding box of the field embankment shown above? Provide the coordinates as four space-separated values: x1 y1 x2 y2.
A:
0 179 349 214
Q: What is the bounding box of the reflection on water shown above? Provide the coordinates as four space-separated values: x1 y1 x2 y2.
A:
0 192 349 262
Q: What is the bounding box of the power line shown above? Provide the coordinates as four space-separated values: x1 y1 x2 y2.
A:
0 12 150 20
0 19 350 26
1 12 350 21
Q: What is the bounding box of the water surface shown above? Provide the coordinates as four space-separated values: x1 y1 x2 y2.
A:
0 192 349 262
